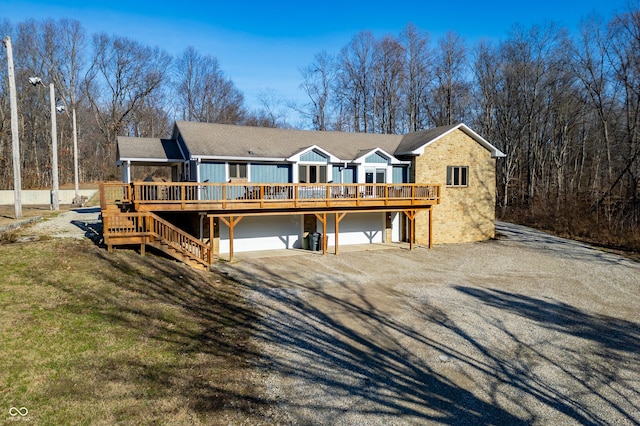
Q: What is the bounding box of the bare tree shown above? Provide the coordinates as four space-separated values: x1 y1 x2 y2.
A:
299 50 334 131
372 35 405 134
336 31 377 132
245 88 290 128
429 31 471 126
400 23 432 132
83 33 172 177
173 46 245 124
601 6 640 227
570 15 620 191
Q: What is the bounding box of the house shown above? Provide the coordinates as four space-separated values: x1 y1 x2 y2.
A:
104 121 504 267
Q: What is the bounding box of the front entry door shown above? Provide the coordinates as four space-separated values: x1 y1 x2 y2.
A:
365 168 386 196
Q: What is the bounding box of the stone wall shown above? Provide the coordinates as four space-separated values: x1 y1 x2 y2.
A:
414 129 497 245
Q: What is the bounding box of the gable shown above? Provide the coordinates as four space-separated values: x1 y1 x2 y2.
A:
365 151 389 164
117 137 185 162
396 123 505 158
300 149 330 163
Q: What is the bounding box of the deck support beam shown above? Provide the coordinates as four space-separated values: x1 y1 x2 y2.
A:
209 215 215 265
219 215 243 262
403 210 417 251
313 213 327 255
334 212 347 255
428 207 433 249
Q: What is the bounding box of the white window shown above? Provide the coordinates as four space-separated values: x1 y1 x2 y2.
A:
447 166 468 187
365 168 387 184
299 164 327 183
229 163 247 179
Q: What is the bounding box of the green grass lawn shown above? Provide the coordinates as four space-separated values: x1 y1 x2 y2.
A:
0 238 265 424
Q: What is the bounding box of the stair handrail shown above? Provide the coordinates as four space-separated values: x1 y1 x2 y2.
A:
146 212 211 266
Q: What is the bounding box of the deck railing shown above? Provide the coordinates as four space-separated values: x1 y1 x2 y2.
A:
102 210 211 266
101 182 440 210
148 213 211 265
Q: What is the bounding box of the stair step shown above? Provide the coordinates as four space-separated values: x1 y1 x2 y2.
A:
107 210 209 271
148 241 207 267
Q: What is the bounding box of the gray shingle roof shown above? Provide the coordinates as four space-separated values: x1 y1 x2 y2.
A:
175 121 404 161
118 137 184 161
117 121 504 164
395 123 506 158
395 123 460 155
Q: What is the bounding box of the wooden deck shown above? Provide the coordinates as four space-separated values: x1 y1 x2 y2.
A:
100 182 440 212
100 181 441 267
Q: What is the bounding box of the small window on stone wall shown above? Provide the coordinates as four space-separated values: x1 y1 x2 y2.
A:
446 166 468 187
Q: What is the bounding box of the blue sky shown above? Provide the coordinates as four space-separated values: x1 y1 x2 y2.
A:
1 0 630 113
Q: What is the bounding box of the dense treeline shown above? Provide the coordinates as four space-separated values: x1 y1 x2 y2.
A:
1 5 640 250
298 7 640 250
0 18 280 186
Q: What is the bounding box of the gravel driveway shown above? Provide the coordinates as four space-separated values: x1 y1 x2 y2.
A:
24 207 102 240
219 222 640 425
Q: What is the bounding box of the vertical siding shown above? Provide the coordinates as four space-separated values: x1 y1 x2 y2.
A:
301 150 329 163
332 167 341 183
365 152 389 164
199 162 226 183
332 166 356 183
392 166 407 183
251 163 291 183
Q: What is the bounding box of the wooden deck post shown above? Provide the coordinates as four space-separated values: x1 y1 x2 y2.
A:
428 207 433 249
99 182 106 210
335 212 347 255
209 215 215 265
404 210 416 251
313 213 327 255
220 216 243 262
322 213 327 255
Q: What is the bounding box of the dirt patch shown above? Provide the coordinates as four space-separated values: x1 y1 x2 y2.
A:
0 205 70 228
219 222 640 425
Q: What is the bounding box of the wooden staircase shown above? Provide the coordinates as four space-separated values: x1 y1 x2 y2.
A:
102 211 212 271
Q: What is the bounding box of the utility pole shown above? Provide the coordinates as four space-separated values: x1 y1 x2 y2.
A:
3 36 22 219
29 77 60 211
49 83 60 211
72 107 80 204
